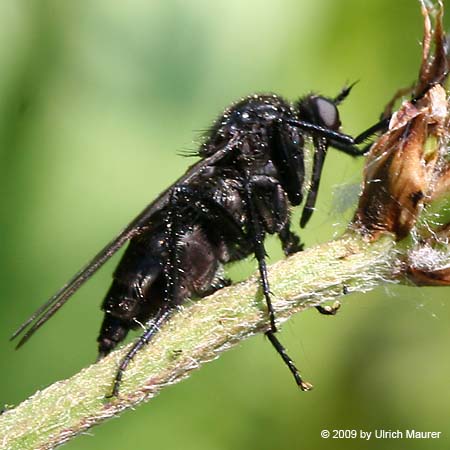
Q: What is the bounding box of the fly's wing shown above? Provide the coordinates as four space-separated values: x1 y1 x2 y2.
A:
10 206 162 348
11 143 236 348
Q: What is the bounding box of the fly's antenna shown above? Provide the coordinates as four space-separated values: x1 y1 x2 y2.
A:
333 80 359 105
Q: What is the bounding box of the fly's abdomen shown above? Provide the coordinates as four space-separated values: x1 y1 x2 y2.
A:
97 231 166 357
97 224 224 357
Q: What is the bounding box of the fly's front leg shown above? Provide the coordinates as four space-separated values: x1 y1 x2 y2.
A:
336 117 390 155
287 117 389 156
244 177 312 391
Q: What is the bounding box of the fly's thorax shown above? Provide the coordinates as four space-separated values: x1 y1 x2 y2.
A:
201 94 295 157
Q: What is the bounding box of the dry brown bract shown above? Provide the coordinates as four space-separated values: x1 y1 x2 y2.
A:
353 1 450 286
354 84 448 238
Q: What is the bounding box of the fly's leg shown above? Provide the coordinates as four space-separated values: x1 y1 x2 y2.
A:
315 285 347 315
108 305 174 397
245 178 312 391
279 222 303 256
245 181 275 332
200 277 232 296
266 332 313 391
109 185 245 396
315 302 341 316
109 187 185 397
287 116 389 156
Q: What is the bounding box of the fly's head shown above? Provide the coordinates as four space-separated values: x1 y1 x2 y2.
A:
296 95 342 132
295 83 356 133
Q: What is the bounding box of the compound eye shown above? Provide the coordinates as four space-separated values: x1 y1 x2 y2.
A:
315 97 340 130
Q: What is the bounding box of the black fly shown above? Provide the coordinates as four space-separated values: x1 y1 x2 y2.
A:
11 86 383 396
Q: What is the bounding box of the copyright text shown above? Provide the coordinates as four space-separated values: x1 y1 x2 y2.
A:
320 429 442 440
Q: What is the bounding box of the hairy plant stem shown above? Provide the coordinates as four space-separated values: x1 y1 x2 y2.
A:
0 231 402 450
2 4 450 449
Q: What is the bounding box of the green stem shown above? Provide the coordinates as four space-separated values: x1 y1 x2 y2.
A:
0 231 398 450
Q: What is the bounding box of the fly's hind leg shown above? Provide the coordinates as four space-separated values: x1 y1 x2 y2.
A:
108 304 174 397
109 185 244 397
109 187 186 397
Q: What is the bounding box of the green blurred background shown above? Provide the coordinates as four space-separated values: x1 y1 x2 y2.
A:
1 1 450 449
